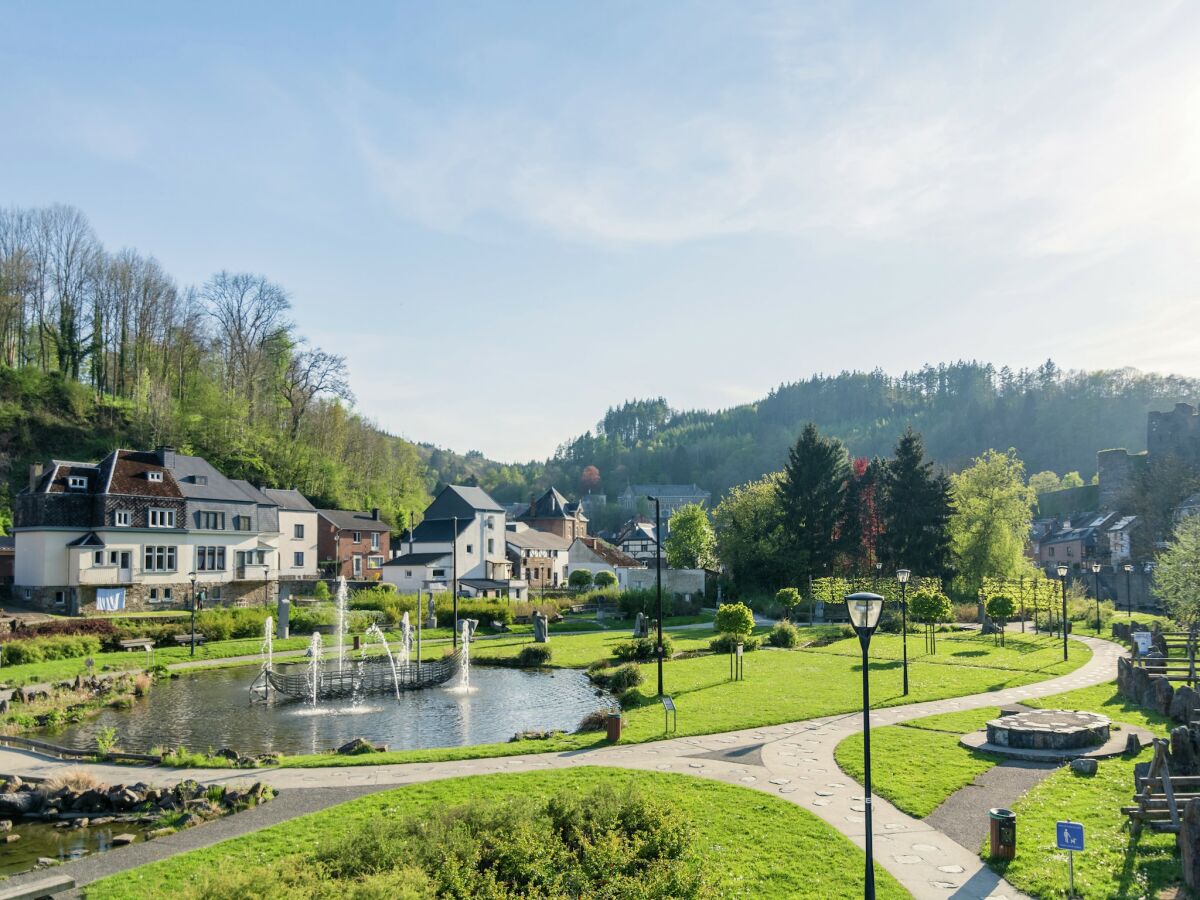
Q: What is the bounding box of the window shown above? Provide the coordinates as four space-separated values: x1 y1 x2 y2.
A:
487 538 494 555
114 510 131 527
192 475 208 486
108 551 120 565
147 471 163 482
210 586 222 602
405 569 413 577
163 588 173 602
466 544 474 554
293 551 305 568
487 516 495 530
233 516 251 531
432 568 446 578
149 588 159 603
294 523 304 540
371 532 380 551
149 508 176 528
93 550 104 566
68 475 87 490
198 511 224 530
352 531 362 544
368 555 384 569
144 545 177 572
196 546 226 571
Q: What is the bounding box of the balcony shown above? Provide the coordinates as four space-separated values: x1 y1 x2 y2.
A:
235 563 272 582
77 566 133 586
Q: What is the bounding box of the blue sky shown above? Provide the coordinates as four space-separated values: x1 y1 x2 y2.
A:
3 2 1199 461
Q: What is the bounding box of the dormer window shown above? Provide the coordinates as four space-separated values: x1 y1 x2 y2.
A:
67 475 87 490
191 475 208 485
147 471 163 483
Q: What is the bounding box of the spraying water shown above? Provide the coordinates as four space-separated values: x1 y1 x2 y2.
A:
306 631 324 706
399 611 412 667
334 576 348 672
364 623 402 700
261 615 274 673
454 619 473 692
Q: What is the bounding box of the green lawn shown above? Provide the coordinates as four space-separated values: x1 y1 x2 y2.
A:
81 768 909 900
833 680 1184 899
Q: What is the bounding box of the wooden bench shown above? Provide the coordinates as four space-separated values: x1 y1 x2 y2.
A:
0 874 77 899
173 633 206 646
117 637 154 652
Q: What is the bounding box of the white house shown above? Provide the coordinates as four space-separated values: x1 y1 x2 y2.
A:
262 488 319 580
566 537 644 589
505 523 570 590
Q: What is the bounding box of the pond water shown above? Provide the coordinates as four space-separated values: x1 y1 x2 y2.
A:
50 664 610 757
0 820 149 877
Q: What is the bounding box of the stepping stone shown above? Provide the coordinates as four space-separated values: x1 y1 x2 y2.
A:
688 763 704 768
112 834 137 846
850 804 866 812
938 865 964 874
768 778 789 785
826 782 846 788
739 776 756 783
812 799 831 807
780 786 797 794
931 881 959 889
913 843 941 853
893 855 922 864
815 790 834 796
845 814 864 823
884 824 905 830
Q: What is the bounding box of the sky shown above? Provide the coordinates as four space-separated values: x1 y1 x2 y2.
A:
3 1 1200 462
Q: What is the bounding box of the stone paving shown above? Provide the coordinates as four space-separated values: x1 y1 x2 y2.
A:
0 634 1122 899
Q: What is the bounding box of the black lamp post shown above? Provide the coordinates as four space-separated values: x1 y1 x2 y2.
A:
896 569 910 696
188 571 198 658
1091 561 1102 633
846 591 884 900
1144 561 1155 614
1056 563 1069 662
1124 562 1134 618
451 515 459 649
647 494 664 697
874 561 882 592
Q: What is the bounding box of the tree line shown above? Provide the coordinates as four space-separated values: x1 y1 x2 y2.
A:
0 204 428 529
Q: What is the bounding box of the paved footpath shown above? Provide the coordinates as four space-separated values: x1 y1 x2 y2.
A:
0 634 1122 899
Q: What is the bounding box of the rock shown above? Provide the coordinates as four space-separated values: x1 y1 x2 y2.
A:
4 833 20 843
36 857 57 867
0 791 41 817
89 816 114 826
336 738 377 756
1126 732 1143 755
146 827 175 839
1173 685 1200 724
73 818 89 829
76 788 109 813
0 699 7 714
108 788 141 811
54 821 71 829
174 779 203 802
111 833 136 846
216 748 241 762
0 820 10 832
4 775 23 791
175 812 200 828
1117 657 1134 699
1155 677 1176 716
1182 798 1200 890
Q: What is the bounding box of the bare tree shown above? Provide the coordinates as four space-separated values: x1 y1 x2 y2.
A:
39 205 100 379
279 343 354 438
201 271 291 417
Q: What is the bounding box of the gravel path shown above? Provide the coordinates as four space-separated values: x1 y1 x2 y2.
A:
925 760 1059 855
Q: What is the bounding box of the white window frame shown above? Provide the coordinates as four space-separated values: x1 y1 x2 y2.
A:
148 508 176 528
293 551 305 568
352 554 363 577
147 471 163 482
352 531 362 544
68 475 87 490
368 555 384 569
371 532 380 551
114 510 131 527
143 545 177 572
294 523 304 539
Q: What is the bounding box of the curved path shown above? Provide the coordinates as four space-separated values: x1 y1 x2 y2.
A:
0 635 1122 899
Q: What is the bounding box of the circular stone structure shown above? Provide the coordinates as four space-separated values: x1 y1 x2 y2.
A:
985 709 1110 751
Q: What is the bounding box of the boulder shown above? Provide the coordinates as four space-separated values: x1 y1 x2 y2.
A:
111 833 136 846
147 827 175 839
336 738 377 756
107 788 141 811
1126 732 1144 755
1154 677 1176 717
4 833 20 843
74 789 109 813
1172 726 1200 775
0 790 41 817
1070 758 1098 775
216 748 241 762
1117 657 1134 699
36 857 57 867
1172 685 1200 724
89 816 114 826
0 820 10 832
1133 666 1151 703
1183 798 1200 890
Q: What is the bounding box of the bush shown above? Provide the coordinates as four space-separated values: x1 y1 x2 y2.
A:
576 709 611 732
714 602 755 637
594 570 618 589
708 634 762 653
775 587 802 616
312 581 330 601
909 587 953 627
0 618 118 645
588 662 644 694
613 635 674 662
986 594 1016 624
517 645 553 667
767 620 800 648
0 634 103 665
569 569 594 590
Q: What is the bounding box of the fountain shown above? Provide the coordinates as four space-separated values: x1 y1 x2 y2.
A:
399 612 412 667
261 615 274 673
363 623 403 700
306 632 324 706
333 576 348 672
452 619 476 693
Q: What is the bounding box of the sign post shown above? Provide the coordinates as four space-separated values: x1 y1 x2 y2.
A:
1056 820 1084 898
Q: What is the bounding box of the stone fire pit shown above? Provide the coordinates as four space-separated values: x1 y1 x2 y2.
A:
986 709 1110 751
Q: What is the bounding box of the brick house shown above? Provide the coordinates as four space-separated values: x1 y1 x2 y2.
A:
515 487 588 540
317 508 391 580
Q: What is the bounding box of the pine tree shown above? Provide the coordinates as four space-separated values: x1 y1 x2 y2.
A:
776 423 849 580
879 427 952 576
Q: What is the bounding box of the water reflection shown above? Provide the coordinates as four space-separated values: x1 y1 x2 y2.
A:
51 664 608 757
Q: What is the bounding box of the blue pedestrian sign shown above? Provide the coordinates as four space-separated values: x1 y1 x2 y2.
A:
1057 821 1084 851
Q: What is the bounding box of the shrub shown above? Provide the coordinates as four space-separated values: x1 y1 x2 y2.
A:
594 570 618 589
775 587 802 616
517 645 553 667
767 620 800 648
0 618 118 644
576 709 611 732
569 569 594 590
42 768 104 795
909 587 953 627
613 635 674 662
0 634 103 665
714 602 755 637
589 662 644 694
312 581 330 601
986 594 1016 624
709 633 761 653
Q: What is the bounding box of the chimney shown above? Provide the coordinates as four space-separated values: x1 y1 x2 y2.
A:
28 463 44 492
371 507 380 521
157 446 177 469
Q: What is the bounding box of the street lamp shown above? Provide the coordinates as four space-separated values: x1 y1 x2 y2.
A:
647 495 664 697
896 569 911 696
874 561 882 591
1056 563 1069 662
846 592 884 900
1090 561 1102 634
1123 563 1134 618
188 571 198 658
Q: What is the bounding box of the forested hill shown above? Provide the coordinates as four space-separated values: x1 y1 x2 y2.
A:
535 362 1200 503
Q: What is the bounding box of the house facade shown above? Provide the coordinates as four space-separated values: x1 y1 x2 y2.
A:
13 448 281 613
615 518 658 563
515 487 588 540
505 524 570 590
317 508 391 580
566 536 644 589
263 489 319 580
618 483 711 518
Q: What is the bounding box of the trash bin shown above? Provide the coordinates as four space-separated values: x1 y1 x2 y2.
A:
989 807 1016 859
606 711 623 742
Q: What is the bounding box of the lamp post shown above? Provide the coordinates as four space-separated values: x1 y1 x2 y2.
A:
1091 561 1102 634
452 515 459 649
188 571 198 658
1144 561 1155 614
896 570 910 696
1124 562 1134 618
1057 563 1069 662
874 561 882 592
647 495 664 697
846 591 884 900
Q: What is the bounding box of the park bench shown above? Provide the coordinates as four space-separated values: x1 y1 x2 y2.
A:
117 637 154 652
172 633 206 646
0 874 76 899
1123 739 1195 834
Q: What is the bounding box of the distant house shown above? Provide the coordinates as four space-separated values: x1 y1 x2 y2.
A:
515 487 588 541
614 518 658 563
0 535 13 585
262 489 319 580
1106 515 1138 566
1037 512 1120 569
505 524 571 591
1175 492 1200 522
618 484 710 518
317 508 391 580
567 536 644 589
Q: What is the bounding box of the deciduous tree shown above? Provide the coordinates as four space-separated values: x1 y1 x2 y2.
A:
949 449 1035 597
664 503 716 569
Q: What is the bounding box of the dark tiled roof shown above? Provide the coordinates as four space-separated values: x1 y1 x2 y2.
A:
399 518 472 544
384 552 451 567
0 536 15 551
232 480 276 505
574 537 644 568
505 529 571 551
44 462 101 494
517 487 586 521
423 485 503 520
171 454 258 502
262 488 317 512
108 451 183 498
319 509 391 531
460 578 513 591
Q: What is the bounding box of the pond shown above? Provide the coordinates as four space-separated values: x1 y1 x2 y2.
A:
50 664 610 757
0 820 149 877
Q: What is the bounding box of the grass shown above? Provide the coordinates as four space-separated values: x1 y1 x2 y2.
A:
278 629 1089 768
82 767 909 900
832 679 1185 899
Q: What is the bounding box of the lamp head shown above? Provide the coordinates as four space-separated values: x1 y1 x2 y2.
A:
1056 563 1069 578
845 592 884 633
896 568 911 584
1091 561 1101 574
875 562 882 571
1124 563 1134 573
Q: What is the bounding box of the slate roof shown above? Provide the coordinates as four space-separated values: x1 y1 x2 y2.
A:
262 488 317 512
620 483 711 499
0 536 14 551
573 537 644 568
170 453 259 503
423 485 504 520
399 518 473 544
318 509 391 531
518 487 587 521
232 480 276 506
384 552 452 567
461 578 514 591
66 531 106 548
505 529 571 551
